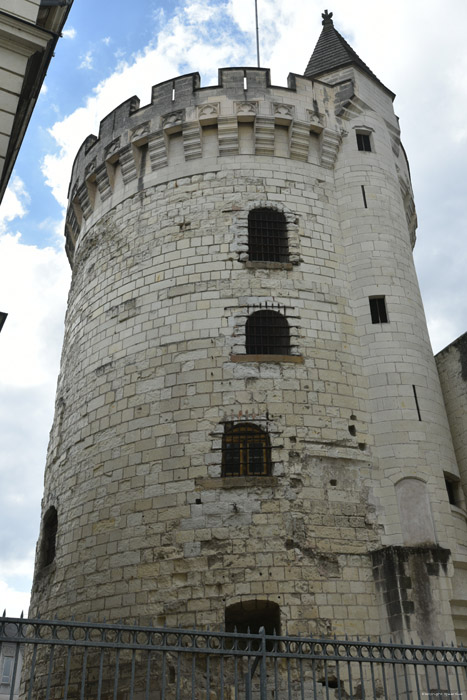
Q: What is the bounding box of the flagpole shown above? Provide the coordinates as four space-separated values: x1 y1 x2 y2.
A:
255 0 260 67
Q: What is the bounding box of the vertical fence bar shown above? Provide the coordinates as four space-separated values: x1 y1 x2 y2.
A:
191 650 196 700
113 647 120 700
358 657 366 700
274 655 279 699
413 660 421 699
161 650 167 700
79 644 88 700
63 644 72 700
220 651 225 700
234 652 238 700
97 648 105 700
391 659 400 700
260 626 267 700
299 656 305 700
45 643 55 700
145 650 151 700
402 659 410 699
129 647 136 700
8 640 20 700
347 656 353 698
27 642 38 700
312 657 318 699
433 660 441 695
176 645 181 700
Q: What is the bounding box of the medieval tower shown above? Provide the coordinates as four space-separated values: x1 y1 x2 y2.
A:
30 11 467 648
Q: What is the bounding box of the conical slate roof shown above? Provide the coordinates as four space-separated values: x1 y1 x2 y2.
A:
305 10 392 95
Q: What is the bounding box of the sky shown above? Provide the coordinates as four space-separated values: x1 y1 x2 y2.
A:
0 0 466 617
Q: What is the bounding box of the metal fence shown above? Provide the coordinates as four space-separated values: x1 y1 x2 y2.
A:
1 615 466 699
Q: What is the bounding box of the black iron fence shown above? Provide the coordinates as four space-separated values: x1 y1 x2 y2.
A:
1 615 466 699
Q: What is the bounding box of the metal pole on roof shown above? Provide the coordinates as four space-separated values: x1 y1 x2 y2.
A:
255 0 261 67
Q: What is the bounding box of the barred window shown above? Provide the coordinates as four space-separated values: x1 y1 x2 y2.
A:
40 506 58 569
246 310 291 355
248 208 289 263
222 423 271 477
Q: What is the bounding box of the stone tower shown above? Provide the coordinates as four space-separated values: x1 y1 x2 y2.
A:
30 11 467 646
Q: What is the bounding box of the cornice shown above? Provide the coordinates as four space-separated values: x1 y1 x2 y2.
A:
0 11 52 57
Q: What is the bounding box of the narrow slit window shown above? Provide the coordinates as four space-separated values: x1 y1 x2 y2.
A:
361 185 368 208
246 310 291 355
357 133 372 152
248 209 289 263
222 423 271 477
369 297 388 324
412 385 422 421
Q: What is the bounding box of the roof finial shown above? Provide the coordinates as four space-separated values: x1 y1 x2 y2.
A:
322 9 333 26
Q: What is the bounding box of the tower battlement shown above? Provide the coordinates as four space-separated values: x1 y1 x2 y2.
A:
66 66 406 263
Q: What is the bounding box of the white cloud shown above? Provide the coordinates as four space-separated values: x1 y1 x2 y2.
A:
79 50 94 70
0 176 29 229
62 27 76 39
0 580 31 617
0 231 70 387
102 36 111 46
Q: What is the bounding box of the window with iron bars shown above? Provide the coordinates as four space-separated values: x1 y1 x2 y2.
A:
245 310 291 355
222 423 271 477
248 208 289 263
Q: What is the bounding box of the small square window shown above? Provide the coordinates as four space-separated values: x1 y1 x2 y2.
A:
357 133 372 152
369 297 388 324
445 474 462 508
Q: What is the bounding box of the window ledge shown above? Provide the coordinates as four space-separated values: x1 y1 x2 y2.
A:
196 476 278 489
245 261 293 271
231 354 303 364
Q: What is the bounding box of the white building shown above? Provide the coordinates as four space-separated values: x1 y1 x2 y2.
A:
0 0 73 203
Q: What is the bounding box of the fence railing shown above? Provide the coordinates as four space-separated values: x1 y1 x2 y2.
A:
1 615 466 699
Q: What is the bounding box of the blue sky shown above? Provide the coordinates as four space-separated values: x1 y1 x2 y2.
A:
1 0 467 615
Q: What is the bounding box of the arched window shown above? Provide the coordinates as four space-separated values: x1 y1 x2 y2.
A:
222 423 271 477
40 506 58 569
225 600 280 643
248 208 289 263
245 310 290 355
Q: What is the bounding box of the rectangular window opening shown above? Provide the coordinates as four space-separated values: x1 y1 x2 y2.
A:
357 133 372 152
1 657 13 685
369 297 388 324
444 473 462 508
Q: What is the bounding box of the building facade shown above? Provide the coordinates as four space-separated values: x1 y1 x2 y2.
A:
30 11 467 649
0 0 73 204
